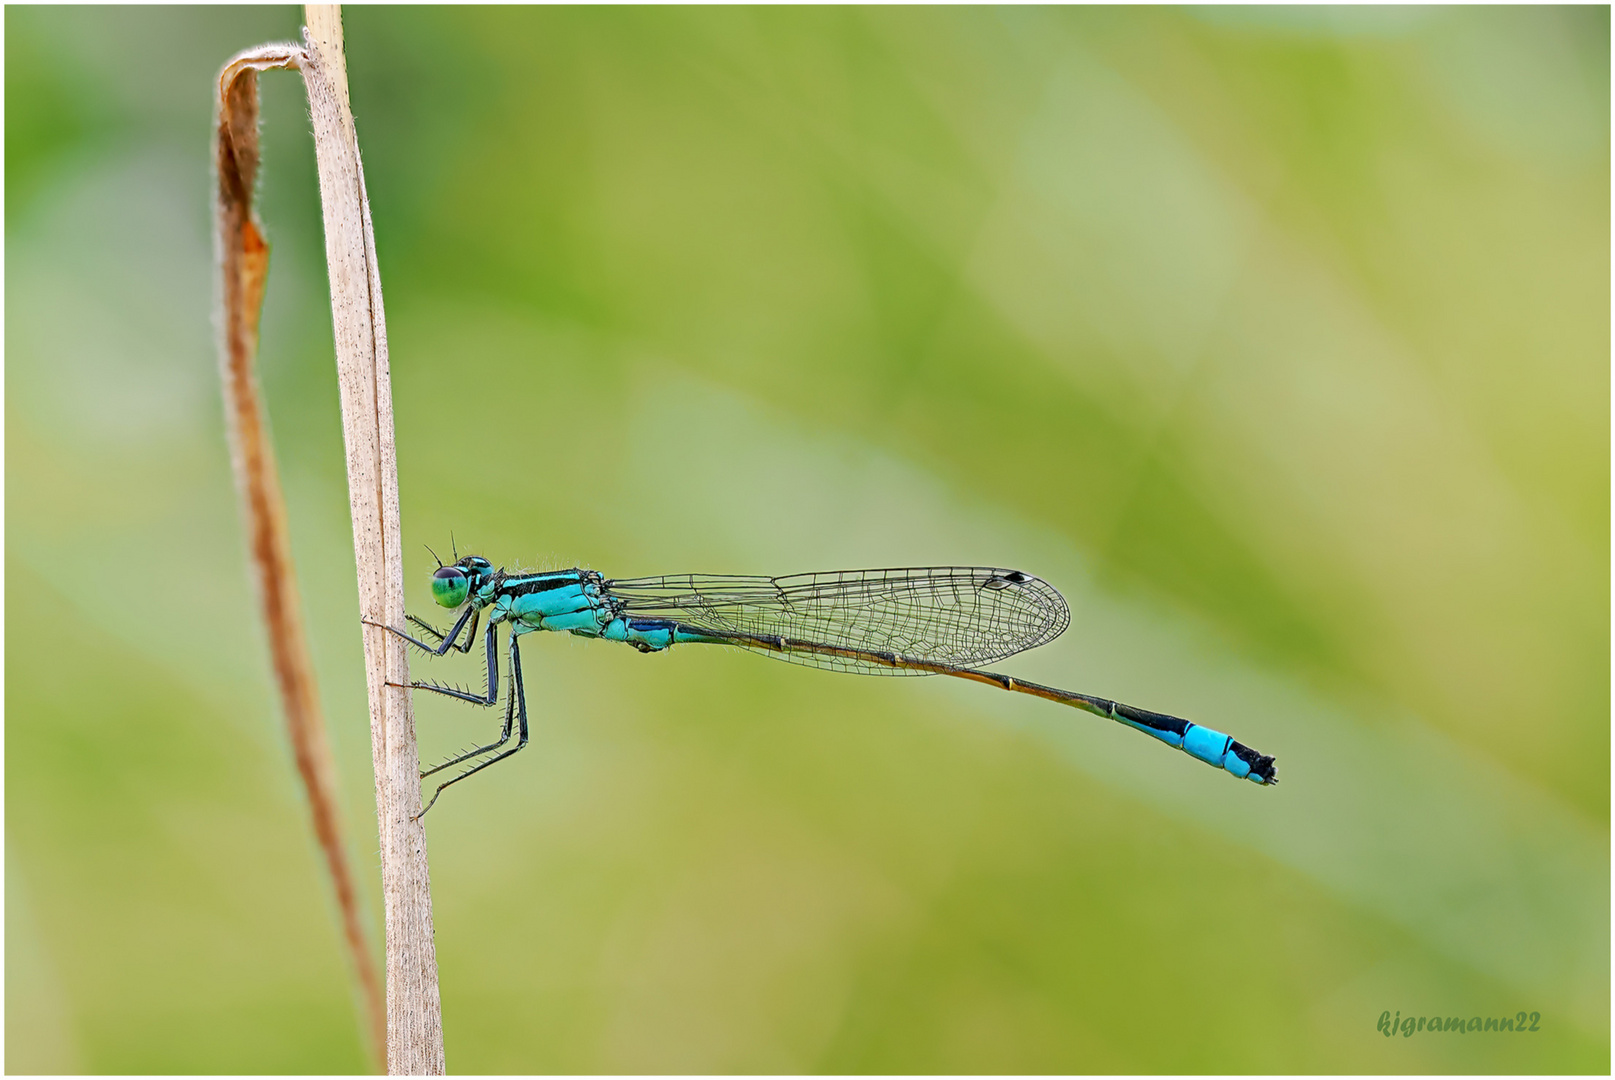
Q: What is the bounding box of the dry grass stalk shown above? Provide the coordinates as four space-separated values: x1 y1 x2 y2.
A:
213 6 445 1073
213 37 388 1074
300 5 446 1072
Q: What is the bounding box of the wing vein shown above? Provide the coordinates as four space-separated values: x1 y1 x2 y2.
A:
603 566 1070 676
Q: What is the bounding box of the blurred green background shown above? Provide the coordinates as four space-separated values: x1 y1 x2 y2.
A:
6 5 1608 1073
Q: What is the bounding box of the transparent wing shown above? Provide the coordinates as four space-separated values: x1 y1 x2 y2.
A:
603 566 1070 675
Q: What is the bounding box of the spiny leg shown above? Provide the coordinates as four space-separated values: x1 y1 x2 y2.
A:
420 654 517 781
406 606 479 654
403 615 450 647
405 620 500 707
364 605 493 704
364 603 479 657
419 629 531 818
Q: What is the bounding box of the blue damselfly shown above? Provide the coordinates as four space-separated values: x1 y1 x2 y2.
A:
369 556 1277 814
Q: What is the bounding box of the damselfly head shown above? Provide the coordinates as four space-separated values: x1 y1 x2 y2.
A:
430 555 494 608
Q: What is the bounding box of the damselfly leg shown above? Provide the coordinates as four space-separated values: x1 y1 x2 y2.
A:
366 610 499 708
365 610 536 816
381 602 480 656
417 629 530 817
406 612 478 653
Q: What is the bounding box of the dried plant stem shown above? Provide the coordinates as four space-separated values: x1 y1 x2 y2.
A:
300 5 447 1073
213 38 387 1074
214 6 446 1073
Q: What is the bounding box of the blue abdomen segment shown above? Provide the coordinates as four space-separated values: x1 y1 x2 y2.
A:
1110 701 1273 785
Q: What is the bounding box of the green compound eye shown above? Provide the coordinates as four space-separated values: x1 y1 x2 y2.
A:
430 566 469 608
